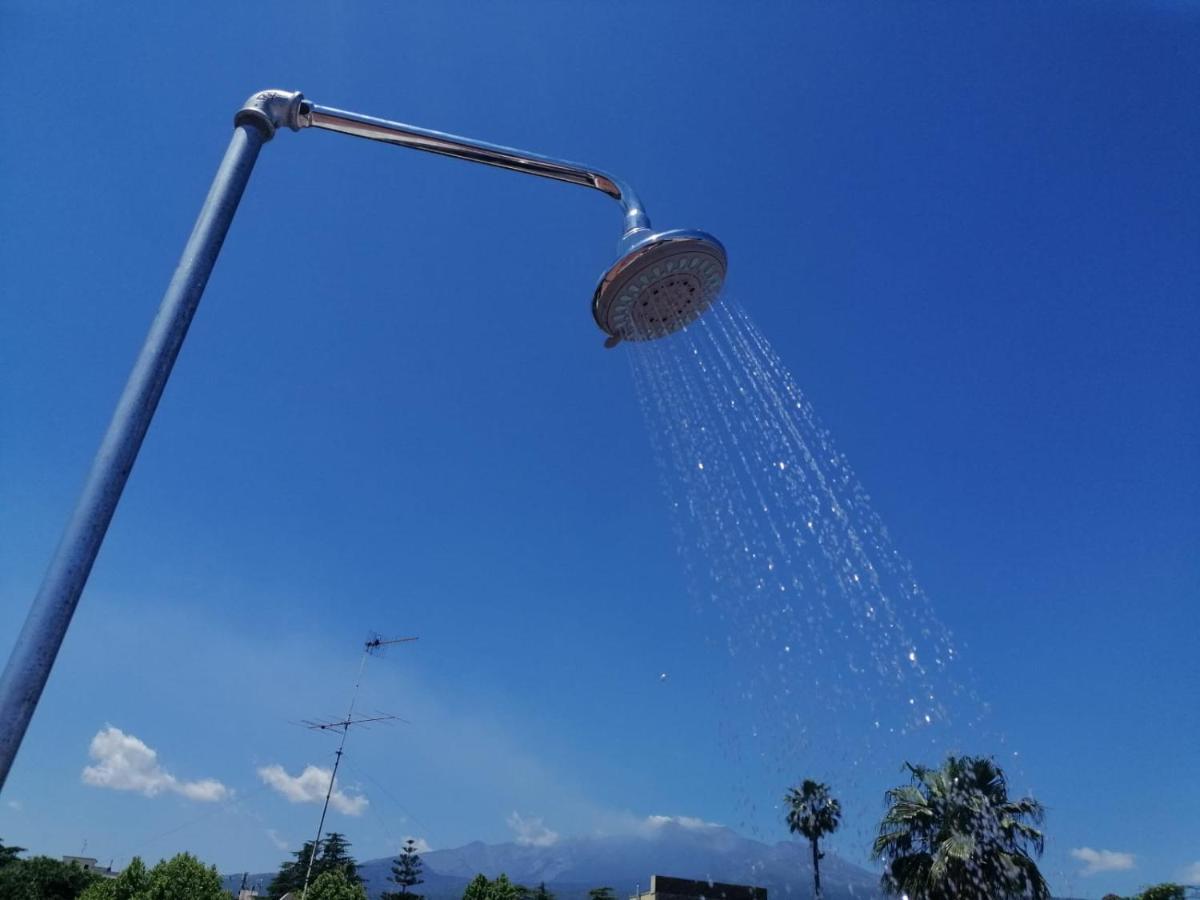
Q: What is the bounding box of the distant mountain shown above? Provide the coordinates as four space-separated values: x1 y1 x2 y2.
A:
226 820 883 900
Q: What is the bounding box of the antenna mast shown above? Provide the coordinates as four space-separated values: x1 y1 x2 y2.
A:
299 634 416 899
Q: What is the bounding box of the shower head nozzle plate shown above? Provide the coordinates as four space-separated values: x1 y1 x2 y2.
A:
593 229 726 344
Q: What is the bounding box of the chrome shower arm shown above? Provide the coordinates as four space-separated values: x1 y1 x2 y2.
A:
299 102 652 238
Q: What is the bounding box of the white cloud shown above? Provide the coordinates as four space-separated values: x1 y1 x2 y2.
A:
5 800 21 811
645 814 721 831
266 829 290 851
507 812 559 847
1070 847 1136 875
81 726 230 802
257 764 367 816
591 812 724 838
1179 861 1200 883
405 837 433 853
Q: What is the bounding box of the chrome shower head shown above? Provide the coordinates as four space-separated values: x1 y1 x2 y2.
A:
593 229 727 347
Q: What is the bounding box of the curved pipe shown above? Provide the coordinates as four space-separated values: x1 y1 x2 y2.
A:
299 102 652 239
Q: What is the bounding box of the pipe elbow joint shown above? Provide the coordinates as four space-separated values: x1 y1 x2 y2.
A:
234 89 309 140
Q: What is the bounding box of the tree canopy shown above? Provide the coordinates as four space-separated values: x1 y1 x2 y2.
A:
320 833 361 884
76 853 222 900
0 838 27 868
463 873 532 900
79 857 150 900
785 779 842 900
464 873 492 900
0 853 99 900
306 868 369 900
1137 886 1186 900
872 755 1050 900
269 833 362 898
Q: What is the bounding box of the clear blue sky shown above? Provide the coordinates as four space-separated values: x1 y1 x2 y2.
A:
1 2 1197 898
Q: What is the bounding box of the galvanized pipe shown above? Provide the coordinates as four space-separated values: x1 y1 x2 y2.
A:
0 122 268 789
302 103 652 239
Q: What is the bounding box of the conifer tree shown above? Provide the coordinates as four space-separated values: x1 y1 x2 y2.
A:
382 838 425 900
320 833 361 885
268 841 316 899
269 833 361 898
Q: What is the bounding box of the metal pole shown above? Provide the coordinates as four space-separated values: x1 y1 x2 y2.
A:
0 121 268 790
300 646 370 898
300 739 346 899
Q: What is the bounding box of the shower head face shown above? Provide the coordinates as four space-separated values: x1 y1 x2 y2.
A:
593 229 726 344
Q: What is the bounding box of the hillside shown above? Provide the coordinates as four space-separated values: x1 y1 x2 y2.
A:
228 819 882 900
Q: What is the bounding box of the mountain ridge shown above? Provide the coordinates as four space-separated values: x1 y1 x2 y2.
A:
225 819 883 900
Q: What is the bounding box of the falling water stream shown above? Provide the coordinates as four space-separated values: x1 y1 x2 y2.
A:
627 298 992 849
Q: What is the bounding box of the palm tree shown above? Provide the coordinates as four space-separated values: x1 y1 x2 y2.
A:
872 755 1050 900
785 779 842 899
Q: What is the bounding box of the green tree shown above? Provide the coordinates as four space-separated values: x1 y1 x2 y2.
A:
140 852 225 900
0 860 37 900
785 779 842 900
269 840 317 898
270 834 361 898
114 858 150 900
112 857 150 900
588 888 617 900
1139 886 1185 900
0 855 99 900
0 838 26 868
0 840 35 900
78 881 114 900
872 755 1050 900
307 869 369 900
460 873 531 900
382 838 425 900
79 857 150 900
491 874 522 900
463 874 493 900
319 833 361 885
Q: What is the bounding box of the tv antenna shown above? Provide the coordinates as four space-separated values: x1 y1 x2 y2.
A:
299 634 416 899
